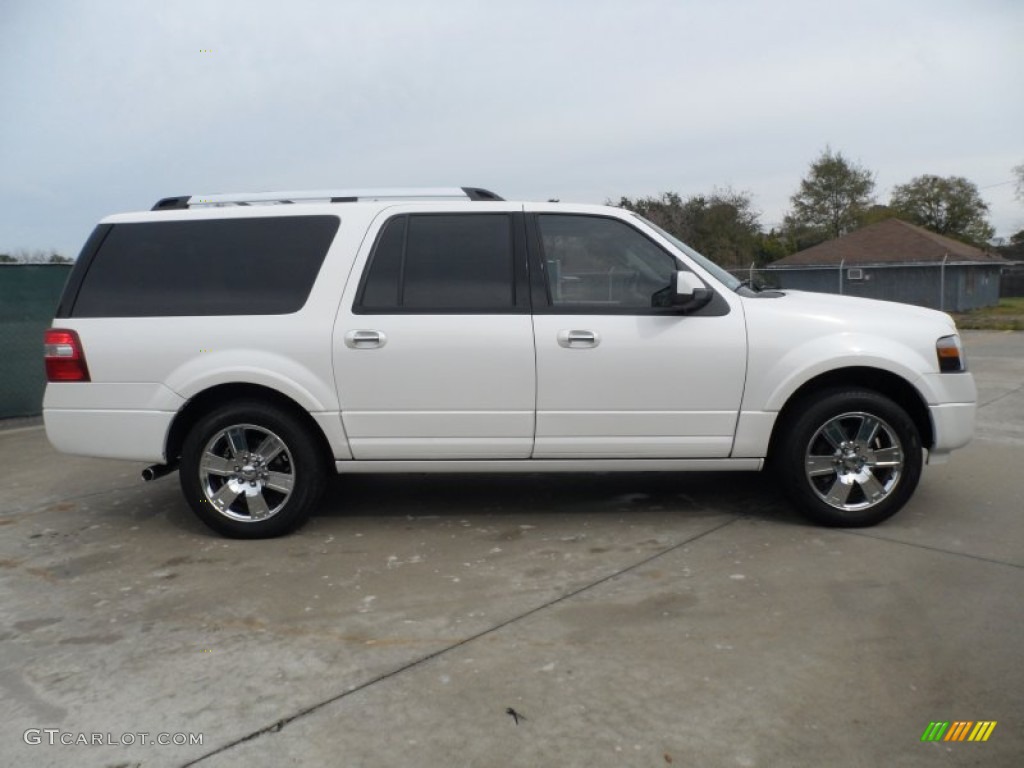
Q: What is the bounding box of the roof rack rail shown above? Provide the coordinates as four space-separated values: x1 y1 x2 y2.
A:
151 187 504 211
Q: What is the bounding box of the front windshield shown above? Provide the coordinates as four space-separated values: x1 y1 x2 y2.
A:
631 214 743 291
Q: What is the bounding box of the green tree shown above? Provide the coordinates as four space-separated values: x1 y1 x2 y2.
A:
615 191 692 239
681 189 763 269
48 252 73 264
788 147 875 241
0 253 15 263
754 229 792 264
857 204 898 228
890 175 994 245
778 213 829 253
616 188 763 268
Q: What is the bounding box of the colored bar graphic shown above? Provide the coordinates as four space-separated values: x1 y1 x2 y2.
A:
922 721 997 742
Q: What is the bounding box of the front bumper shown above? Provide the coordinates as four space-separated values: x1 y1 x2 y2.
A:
915 371 976 464
926 402 976 464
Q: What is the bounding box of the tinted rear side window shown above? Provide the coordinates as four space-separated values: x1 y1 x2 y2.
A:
71 216 339 317
357 214 515 312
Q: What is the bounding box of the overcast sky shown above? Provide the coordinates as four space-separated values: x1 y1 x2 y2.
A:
2 0 1022 257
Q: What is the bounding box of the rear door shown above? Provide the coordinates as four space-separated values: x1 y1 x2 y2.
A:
527 208 747 458
334 205 535 459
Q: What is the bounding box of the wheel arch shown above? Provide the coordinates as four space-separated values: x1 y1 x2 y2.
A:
165 383 335 469
767 367 934 460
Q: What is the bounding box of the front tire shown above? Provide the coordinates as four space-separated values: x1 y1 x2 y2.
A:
180 400 327 538
776 389 922 527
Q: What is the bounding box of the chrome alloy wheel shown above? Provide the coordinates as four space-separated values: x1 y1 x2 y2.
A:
803 411 904 511
198 424 295 522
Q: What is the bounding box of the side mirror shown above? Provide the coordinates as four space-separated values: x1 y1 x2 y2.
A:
672 271 713 312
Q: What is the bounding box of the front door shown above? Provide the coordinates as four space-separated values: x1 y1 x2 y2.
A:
527 209 747 459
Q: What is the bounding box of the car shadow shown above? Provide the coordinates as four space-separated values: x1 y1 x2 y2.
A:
312 470 803 526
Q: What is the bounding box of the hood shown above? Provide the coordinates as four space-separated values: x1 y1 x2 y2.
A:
767 289 958 331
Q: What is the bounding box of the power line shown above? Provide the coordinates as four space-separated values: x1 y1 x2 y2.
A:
978 180 1014 190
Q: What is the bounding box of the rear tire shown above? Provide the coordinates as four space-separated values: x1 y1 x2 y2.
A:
180 400 327 538
776 388 922 527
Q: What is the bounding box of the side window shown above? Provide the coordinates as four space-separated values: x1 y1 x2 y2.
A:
357 214 515 312
537 215 678 310
359 216 404 308
71 216 339 317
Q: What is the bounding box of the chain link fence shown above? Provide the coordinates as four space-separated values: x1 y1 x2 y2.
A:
726 265 780 289
0 264 72 418
726 262 1003 312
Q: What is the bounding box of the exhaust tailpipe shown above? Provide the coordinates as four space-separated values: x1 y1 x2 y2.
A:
142 462 178 482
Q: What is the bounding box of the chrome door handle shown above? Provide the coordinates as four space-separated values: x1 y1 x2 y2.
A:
344 330 387 349
557 330 599 348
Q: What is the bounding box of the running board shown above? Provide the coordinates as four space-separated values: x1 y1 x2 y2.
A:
334 458 763 473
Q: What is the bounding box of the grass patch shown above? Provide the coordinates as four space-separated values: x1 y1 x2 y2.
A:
952 298 1024 331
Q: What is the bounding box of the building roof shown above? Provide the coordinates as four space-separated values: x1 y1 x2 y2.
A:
768 218 1006 268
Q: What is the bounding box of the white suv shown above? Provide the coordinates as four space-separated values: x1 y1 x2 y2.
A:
43 187 976 537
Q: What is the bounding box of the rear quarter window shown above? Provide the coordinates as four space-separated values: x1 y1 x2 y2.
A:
69 216 339 317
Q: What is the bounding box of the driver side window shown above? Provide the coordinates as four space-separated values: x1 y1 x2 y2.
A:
537 214 678 310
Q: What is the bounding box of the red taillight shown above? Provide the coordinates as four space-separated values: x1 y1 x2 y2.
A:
44 329 90 382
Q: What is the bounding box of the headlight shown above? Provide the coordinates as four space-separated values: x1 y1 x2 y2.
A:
936 334 966 373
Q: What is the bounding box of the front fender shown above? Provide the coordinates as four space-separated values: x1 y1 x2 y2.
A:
745 332 932 413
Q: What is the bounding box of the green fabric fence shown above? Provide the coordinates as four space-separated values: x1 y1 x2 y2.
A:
0 265 73 418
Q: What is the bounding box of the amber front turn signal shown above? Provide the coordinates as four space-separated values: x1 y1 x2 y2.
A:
936 335 965 373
